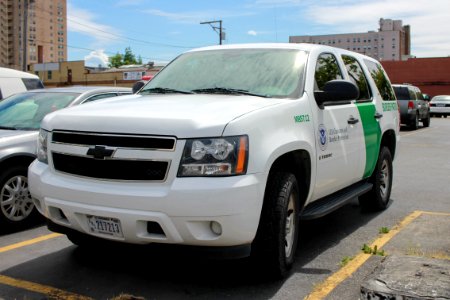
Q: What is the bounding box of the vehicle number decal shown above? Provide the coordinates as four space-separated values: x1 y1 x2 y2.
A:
294 114 310 123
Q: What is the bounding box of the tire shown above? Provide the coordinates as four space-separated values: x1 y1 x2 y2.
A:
252 172 300 278
444 115 448 118
410 113 419 129
359 147 393 211
422 113 430 127
0 165 40 228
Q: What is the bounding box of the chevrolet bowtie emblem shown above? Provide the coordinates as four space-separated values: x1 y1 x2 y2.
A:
86 145 114 159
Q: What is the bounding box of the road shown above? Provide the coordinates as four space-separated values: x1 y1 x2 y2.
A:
1 118 449 300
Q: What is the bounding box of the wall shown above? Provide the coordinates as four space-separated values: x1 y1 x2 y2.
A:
382 57 450 98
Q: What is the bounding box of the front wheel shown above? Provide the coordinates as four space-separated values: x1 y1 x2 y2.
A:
0 166 40 228
360 147 393 211
252 172 300 278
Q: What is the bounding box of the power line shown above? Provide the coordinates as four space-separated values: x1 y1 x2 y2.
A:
33 4 202 50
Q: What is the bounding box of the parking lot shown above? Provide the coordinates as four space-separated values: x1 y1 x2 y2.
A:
1 118 449 300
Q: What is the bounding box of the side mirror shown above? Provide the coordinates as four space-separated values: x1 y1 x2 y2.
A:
132 80 146 94
422 94 430 101
314 80 359 108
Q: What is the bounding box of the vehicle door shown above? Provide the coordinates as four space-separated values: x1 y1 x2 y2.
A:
311 53 363 200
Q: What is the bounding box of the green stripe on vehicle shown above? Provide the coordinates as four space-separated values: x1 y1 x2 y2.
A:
356 102 382 178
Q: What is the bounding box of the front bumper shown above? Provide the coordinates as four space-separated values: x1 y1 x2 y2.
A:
29 160 266 247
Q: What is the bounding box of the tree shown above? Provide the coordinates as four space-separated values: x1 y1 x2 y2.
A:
108 47 142 68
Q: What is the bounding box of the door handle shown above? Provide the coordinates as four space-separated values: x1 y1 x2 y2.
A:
347 117 359 124
374 112 383 119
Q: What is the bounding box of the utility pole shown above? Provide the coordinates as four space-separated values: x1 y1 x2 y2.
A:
200 20 224 45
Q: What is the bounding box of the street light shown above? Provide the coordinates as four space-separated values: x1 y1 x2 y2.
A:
200 20 224 45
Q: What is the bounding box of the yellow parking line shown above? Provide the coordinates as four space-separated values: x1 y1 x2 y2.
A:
304 210 428 300
401 127 435 137
0 275 92 300
0 233 62 254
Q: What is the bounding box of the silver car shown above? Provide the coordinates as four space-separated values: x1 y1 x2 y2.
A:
0 86 131 229
430 95 450 118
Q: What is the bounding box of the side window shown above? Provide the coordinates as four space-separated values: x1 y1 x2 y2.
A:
363 59 396 101
315 53 343 90
408 89 416 100
342 55 371 101
83 93 118 104
416 90 424 100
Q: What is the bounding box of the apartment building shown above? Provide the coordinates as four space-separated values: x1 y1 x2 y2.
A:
289 18 411 61
0 0 67 71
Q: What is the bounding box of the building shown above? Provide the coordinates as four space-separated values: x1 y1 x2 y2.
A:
30 61 165 88
382 57 450 98
0 0 67 71
289 18 410 61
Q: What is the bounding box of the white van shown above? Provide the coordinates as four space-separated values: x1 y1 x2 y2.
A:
0 67 44 100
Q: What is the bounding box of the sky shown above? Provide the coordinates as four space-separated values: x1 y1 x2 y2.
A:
67 0 450 67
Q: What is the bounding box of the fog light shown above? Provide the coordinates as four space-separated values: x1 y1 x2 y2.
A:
210 221 222 235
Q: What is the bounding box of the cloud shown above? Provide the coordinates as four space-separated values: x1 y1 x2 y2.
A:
145 9 255 24
248 30 258 36
303 0 450 57
67 3 122 46
84 50 109 67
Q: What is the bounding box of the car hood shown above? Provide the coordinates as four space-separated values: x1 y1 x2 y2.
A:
0 129 38 151
42 94 283 138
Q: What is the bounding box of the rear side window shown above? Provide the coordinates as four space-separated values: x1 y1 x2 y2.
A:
315 53 343 90
22 78 44 90
393 86 410 100
342 55 371 101
364 59 395 101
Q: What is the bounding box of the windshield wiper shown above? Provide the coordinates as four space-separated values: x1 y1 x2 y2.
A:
0 126 18 130
192 87 270 98
140 87 194 95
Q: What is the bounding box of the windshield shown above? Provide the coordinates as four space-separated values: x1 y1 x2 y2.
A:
140 49 307 98
0 92 79 130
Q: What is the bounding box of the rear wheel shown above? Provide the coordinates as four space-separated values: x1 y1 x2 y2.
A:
360 147 393 211
410 113 419 129
422 113 430 127
252 172 300 278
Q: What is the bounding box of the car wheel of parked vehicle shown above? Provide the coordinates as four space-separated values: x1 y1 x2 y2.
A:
252 172 299 278
422 114 430 127
410 113 419 129
0 166 39 228
360 147 393 211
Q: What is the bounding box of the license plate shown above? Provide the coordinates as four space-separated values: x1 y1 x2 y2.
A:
436 103 446 107
87 215 123 238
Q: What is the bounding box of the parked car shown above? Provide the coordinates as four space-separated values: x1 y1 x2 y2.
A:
430 95 450 118
392 84 430 129
0 67 44 100
0 86 131 229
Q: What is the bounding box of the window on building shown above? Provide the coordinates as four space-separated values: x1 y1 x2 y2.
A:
47 70 52 80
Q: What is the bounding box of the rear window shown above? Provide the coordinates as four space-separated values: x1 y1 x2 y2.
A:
393 86 410 100
22 78 44 90
432 96 450 102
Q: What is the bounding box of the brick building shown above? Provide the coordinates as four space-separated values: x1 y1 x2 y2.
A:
0 0 67 71
382 57 450 98
289 18 411 61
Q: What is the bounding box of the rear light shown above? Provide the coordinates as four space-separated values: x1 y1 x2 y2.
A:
408 101 414 110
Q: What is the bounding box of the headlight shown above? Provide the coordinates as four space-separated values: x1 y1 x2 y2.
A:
178 135 248 177
37 129 49 164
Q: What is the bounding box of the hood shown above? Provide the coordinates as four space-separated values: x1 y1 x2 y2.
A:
0 130 38 152
42 94 283 138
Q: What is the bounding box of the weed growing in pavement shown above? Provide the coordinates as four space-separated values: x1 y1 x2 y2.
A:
379 227 390 234
362 244 386 256
340 256 353 267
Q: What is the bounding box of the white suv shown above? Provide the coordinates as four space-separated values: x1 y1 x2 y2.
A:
29 44 399 277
